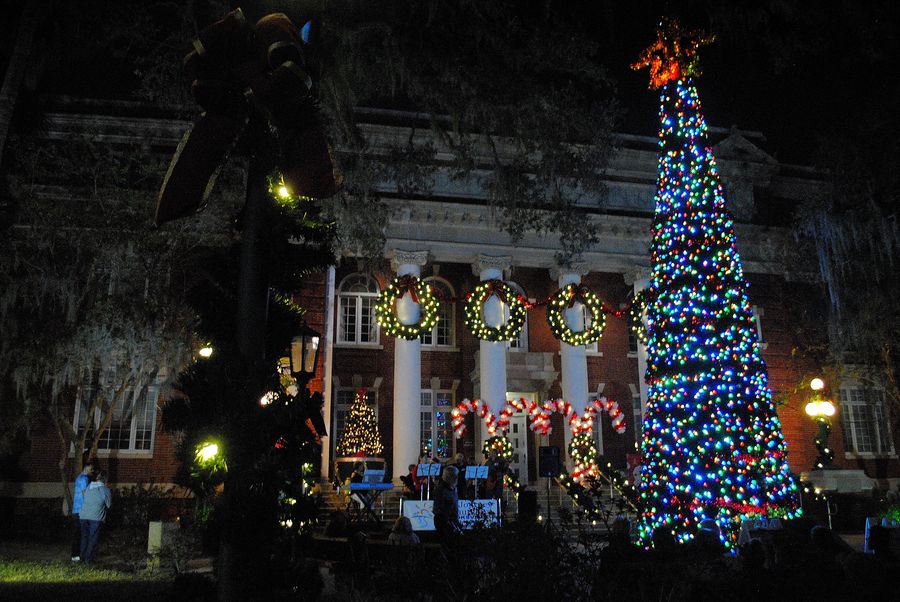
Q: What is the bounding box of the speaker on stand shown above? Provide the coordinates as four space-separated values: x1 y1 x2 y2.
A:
538 446 560 525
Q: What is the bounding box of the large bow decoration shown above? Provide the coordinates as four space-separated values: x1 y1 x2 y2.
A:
155 9 341 225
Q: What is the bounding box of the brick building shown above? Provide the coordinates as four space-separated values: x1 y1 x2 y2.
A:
2 103 898 513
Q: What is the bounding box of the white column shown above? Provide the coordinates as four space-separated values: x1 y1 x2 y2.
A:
473 255 512 445
320 265 336 479
392 250 428 482
552 264 589 460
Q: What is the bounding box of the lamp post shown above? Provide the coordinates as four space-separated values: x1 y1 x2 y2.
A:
288 322 321 386
805 377 836 469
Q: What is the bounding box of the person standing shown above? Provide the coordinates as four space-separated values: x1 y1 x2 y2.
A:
79 470 112 564
453 453 468 499
70 460 94 562
432 465 460 539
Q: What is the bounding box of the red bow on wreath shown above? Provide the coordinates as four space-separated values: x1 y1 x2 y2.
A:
155 9 341 225
395 274 421 304
483 279 514 304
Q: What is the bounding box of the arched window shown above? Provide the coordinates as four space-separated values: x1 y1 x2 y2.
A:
337 273 379 345
421 278 455 347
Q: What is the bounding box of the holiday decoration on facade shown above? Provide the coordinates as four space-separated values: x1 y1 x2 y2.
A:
568 432 599 481
482 435 514 462
546 283 607 346
374 275 440 340
497 397 545 433
527 397 626 437
632 19 800 547
628 288 651 346
336 389 384 457
451 398 499 438
463 280 527 342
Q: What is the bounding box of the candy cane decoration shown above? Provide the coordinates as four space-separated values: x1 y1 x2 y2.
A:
451 399 498 438
497 397 545 434
573 396 627 435
527 398 581 435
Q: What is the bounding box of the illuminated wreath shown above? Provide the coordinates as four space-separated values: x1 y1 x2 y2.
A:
628 288 651 346
374 275 440 340
482 435 514 462
463 280 527 342
568 432 599 482
546 284 607 346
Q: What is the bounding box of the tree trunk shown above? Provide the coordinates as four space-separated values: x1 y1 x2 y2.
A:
0 0 43 163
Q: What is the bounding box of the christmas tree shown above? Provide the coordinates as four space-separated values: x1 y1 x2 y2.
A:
632 19 801 547
337 389 384 457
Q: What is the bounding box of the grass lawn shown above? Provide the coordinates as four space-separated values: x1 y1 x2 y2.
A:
0 538 174 601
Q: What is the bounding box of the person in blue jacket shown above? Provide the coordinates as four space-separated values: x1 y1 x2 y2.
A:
79 470 112 564
70 460 94 562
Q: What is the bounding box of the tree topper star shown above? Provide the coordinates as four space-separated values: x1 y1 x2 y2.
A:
632 17 715 89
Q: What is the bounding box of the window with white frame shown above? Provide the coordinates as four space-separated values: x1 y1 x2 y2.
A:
332 389 355 451
337 273 379 345
506 284 529 352
840 386 894 455
632 394 643 445
627 329 639 355
751 305 767 349
421 278 455 347
74 376 160 453
420 389 455 459
591 405 605 456
583 304 599 353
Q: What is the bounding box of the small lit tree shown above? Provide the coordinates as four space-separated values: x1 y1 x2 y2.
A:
336 389 384 457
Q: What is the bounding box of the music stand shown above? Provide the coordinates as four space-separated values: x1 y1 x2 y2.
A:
417 463 441 499
465 465 488 500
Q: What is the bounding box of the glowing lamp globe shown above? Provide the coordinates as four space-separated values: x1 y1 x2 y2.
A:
198 345 213 358
810 377 825 391
196 442 219 462
805 400 836 418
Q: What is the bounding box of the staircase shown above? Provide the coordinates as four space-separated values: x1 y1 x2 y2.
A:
318 483 404 527
525 477 635 536
315 479 633 537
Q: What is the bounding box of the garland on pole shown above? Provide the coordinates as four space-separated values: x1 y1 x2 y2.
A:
463 280 527 342
451 399 498 438
374 275 440 340
546 283 608 346
628 288 651 346
568 432 599 481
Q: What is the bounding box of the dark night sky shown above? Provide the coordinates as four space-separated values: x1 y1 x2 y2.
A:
2 0 897 167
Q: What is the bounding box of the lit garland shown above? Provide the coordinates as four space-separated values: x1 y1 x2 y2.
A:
336 389 384 457
632 22 801 550
463 279 527 342
628 288 651 346
482 435 514 462
568 433 599 482
545 283 607 346
451 399 498 438
374 275 440 340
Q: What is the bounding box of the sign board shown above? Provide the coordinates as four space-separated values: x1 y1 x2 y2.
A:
401 499 501 531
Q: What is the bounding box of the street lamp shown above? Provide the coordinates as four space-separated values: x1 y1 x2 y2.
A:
805 377 836 469
289 322 321 385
